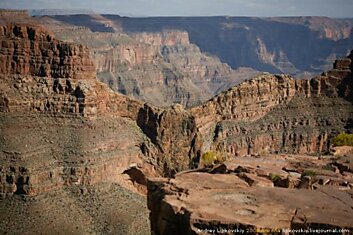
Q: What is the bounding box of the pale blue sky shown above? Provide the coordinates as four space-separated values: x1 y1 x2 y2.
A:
1 0 352 17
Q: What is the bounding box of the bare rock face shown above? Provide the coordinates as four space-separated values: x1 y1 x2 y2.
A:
1 13 352 197
137 104 201 177
191 74 297 126
268 17 353 41
191 52 353 156
0 14 201 197
132 30 190 46
0 15 202 234
39 18 260 108
98 15 353 76
147 153 353 235
1 12 353 234
0 24 95 80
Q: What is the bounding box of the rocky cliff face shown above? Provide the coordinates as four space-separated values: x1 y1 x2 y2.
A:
268 16 353 41
191 52 353 156
40 16 260 108
1 12 353 234
0 19 141 196
2 13 352 198
137 104 201 177
0 14 201 198
96 15 353 76
132 30 190 46
0 24 95 80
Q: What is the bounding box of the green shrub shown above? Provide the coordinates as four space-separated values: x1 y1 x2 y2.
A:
301 170 316 177
269 173 281 182
201 151 227 167
332 133 353 147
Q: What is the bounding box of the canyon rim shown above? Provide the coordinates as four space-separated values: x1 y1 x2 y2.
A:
0 2 353 235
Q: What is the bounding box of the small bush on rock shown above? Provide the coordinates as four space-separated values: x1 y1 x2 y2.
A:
301 170 316 177
201 151 227 167
269 173 281 182
333 133 353 146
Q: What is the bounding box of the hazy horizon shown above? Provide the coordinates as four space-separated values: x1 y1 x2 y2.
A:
1 0 353 18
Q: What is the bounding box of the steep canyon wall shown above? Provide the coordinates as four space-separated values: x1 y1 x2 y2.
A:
0 16 201 197
191 52 353 156
1 12 353 198
40 16 260 108
102 15 353 76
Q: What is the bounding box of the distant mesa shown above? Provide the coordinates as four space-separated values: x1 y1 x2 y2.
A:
0 9 29 17
45 13 353 78
29 9 96 16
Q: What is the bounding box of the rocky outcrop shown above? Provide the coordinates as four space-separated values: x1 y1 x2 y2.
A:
1 8 352 192
137 104 201 177
2 14 351 198
0 18 99 116
0 24 95 80
191 74 296 126
96 43 160 73
147 152 353 235
4 12 353 235
191 52 353 156
0 15 201 197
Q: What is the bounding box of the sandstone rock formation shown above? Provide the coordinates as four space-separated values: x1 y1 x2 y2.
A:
0 12 201 199
100 15 353 76
0 12 151 234
1 10 353 235
191 52 353 156
137 104 201 177
147 152 353 235
268 16 353 41
0 24 95 80
43 14 353 105
2 12 352 198
0 11 205 234
39 16 260 108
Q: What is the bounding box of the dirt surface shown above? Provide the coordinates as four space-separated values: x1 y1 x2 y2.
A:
0 183 150 235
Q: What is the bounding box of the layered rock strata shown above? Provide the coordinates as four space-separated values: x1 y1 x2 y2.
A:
0 14 201 197
137 104 201 177
147 152 353 235
100 15 353 75
2 14 352 198
0 24 96 80
39 18 259 108
191 52 353 156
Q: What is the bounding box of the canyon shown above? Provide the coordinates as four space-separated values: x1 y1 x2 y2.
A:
47 14 353 76
0 11 201 234
146 50 353 234
191 53 353 156
32 14 353 108
38 16 259 108
0 9 353 234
